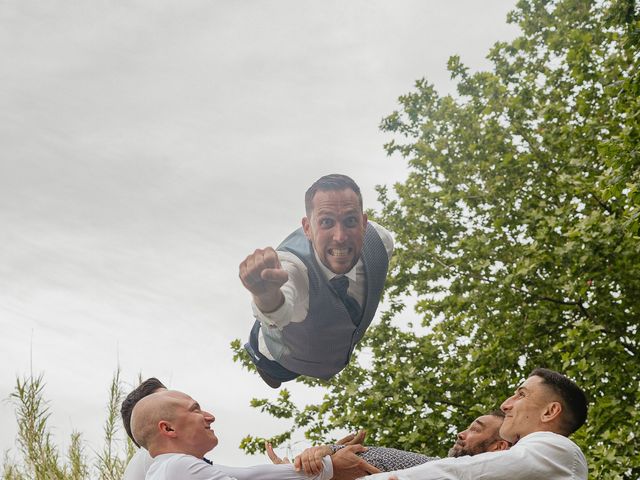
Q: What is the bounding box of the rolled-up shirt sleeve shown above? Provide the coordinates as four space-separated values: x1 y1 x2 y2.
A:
251 251 310 330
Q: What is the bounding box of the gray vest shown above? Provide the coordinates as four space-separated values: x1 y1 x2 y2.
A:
262 224 388 379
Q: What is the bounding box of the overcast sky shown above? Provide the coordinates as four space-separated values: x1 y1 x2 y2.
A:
0 0 518 470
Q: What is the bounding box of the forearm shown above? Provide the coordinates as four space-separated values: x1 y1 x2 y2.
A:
253 290 285 314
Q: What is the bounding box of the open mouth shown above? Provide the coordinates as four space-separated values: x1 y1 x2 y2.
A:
328 247 351 257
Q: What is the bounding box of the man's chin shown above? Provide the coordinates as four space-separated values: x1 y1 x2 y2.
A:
447 447 464 458
325 258 356 275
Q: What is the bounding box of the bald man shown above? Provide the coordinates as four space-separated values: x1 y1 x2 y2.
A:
131 389 374 480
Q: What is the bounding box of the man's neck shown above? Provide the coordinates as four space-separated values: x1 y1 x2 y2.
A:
514 426 565 444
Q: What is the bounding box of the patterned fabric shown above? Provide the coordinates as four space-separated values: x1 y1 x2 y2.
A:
330 445 439 472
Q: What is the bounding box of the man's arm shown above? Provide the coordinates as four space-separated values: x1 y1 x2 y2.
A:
212 458 334 480
328 445 381 480
293 443 434 476
290 445 381 480
246 250 310 332
362 433 587 480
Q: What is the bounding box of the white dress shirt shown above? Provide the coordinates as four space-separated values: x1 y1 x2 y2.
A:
252 221 394 359
363 431 587 480
123 448 153 480
144 452 333 480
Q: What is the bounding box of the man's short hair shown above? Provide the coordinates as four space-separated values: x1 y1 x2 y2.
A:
304 174 363 217
121 377 166 447
486 409 511 446
530 368 588 435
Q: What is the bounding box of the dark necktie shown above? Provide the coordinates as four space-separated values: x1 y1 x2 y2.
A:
330 275 362 326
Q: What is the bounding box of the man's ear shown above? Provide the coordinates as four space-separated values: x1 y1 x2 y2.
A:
158 420 177 438
362 213 368 228
302 217 312 240
489 439 510 452
541 401 563 424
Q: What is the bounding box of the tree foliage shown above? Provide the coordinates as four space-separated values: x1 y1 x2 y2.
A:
233 1 640 478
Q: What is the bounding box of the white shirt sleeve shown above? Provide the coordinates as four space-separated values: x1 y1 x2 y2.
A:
153 454 333 480
213 457 334 480
363 432 586 480
251 250 310 330
123 448 154 480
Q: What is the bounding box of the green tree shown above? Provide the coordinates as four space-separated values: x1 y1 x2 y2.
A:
233 1 640 478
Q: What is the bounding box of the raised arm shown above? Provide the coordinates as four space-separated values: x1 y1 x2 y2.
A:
239 247 289 313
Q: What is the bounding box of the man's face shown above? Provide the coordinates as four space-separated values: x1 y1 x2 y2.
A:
302 188 367 275
170 392 218 457
448 414 503 457
500 375 553 443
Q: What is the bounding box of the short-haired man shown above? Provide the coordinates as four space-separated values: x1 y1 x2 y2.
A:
240 174 393 387
271 410 511 475
364 368 589 480
122 377 167 447
122 378 168 480
130 389 376 480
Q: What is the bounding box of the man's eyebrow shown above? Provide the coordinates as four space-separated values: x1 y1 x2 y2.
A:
316 204 360 213
475 419 486 428
189 402 201 411
314 209 336 216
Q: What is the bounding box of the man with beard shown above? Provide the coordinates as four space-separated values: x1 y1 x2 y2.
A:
363 368 588 480
268 411 510 474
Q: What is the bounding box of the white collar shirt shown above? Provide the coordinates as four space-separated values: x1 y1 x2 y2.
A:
362 432 587 480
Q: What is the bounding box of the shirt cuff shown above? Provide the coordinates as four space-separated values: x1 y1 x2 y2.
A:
319 456 334 480
251 300 292 329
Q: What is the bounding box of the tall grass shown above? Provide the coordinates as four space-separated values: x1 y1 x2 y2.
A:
2 370 133 480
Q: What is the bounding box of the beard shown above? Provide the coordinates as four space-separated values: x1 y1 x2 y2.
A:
447 438 495 458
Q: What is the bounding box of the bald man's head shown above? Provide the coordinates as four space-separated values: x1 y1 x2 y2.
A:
131 390 217 458
131 390 171 450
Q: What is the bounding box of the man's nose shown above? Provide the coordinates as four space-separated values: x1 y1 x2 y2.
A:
204 412 215 423
458 429 467 440
333 223 347 242
501 396 514 412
